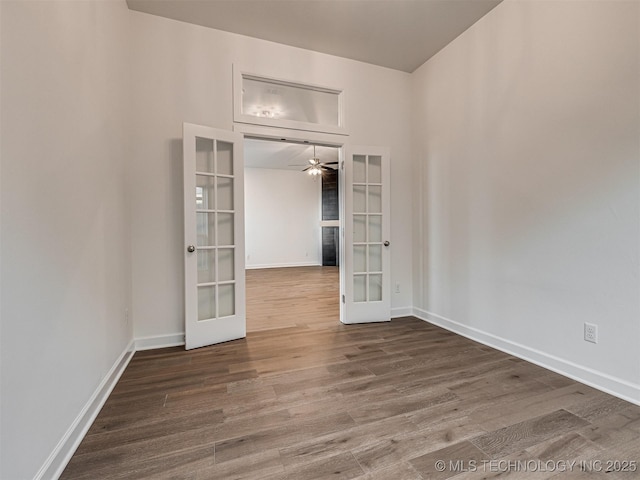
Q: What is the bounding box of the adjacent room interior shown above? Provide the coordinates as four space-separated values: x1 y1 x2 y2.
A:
244 138 341 332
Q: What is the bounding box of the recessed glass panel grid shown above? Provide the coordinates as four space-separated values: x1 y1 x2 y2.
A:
369 245 382 273
196 187 204 209
216 177 234 211
352 153 384 305
353 155 366 183
217 213 234 246
195 213 235 270
196 176 216 210
218 284 235 317
218 248 235 282
354 275 367 303
353 185 366 213
198 285 216 321
368 215 382 243
196 137 214 173
369 274 383 302
195 139 236 322
197 250 216 284
196 213 215 247
353 245 367 273
368 186 382 213
354 215 366 243
368 155 382 183
216 141 234 175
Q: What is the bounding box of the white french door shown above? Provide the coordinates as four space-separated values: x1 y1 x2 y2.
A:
183 123 246 350
342 146 391 324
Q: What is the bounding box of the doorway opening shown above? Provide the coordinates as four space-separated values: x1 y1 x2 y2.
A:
243 137 341 332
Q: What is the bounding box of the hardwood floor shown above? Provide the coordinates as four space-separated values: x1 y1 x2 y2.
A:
246 266 340 332
61 267 640 479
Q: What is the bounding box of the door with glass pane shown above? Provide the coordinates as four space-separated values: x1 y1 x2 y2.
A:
183 123 246 350
343 147 391 324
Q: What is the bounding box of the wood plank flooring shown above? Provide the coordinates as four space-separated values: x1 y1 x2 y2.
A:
246 266 340 332
61 267 640 479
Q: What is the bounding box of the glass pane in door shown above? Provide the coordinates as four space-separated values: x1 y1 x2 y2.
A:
196 213 215 246
354 275 367 302
368 156 382 183
197 250 216 284
353 245 367 273
196 137 215 173
217 141 234 175
218 248 235 282
353 185 366 213
369 245 382 272
196 176 216 210
198 285 216 321
368 215 382 243
217 213 234 246
353 155 366 183
353 154 384 303
353 215 366 243
368 275 382 301
218 284 235 317
195 138 237 322
217 177 234 210
368 186 382 213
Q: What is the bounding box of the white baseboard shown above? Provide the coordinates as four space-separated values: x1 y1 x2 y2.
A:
35 339 135 480
391 306 413 318
246 261 322 270
135 333 185 351
413 307 640 406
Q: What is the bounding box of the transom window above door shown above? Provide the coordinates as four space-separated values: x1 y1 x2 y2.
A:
233 68 347 135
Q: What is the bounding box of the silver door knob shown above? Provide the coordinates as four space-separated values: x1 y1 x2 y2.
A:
187 245 196 253
384 241 390 247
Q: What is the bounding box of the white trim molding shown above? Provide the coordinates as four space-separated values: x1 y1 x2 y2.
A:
135 333 185 351
412 308 640 407
391 307 413 318
34 340 135 480
246 262 322 270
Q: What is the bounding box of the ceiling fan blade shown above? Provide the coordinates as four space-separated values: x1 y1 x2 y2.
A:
288 164 307 167
322 162 339 165
302 166 312 172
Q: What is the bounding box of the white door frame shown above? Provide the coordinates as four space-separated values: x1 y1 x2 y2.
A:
233 123 348 322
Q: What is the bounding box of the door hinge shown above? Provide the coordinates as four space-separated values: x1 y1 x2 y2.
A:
342 294 346 304
341 161 344 171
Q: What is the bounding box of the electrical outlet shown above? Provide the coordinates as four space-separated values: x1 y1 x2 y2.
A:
124 308 130 325
395 282 400 293
584 322 598 344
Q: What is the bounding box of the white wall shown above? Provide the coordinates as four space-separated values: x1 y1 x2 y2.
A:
412 0 640 401
129 11 415 340
0 1 133 478
245 168 322 269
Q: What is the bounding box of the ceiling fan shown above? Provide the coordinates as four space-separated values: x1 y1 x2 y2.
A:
291 145 339 175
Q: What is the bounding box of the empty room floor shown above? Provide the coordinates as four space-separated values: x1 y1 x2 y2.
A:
246 266 340 332
61 269 640 479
